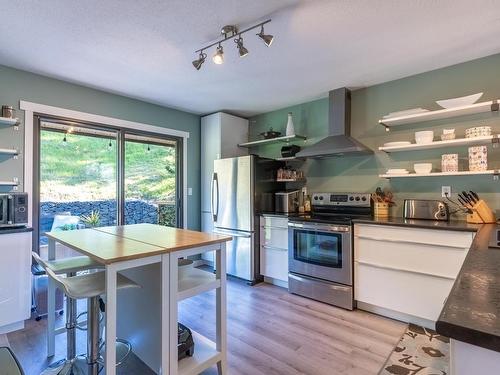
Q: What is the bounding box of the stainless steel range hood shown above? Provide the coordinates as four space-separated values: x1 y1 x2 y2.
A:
295 87 372 158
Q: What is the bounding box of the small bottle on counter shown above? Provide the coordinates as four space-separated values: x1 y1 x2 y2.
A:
304 195 311 212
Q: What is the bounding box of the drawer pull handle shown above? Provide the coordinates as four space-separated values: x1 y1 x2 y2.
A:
355 260 456 280
355 235 468 250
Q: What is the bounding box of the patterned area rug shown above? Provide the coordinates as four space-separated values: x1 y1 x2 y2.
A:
380 324 449 375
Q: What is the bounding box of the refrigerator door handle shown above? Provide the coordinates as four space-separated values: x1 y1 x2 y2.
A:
212 172 219 222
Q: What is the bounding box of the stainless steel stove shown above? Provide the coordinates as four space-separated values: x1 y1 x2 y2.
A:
288 193 371 310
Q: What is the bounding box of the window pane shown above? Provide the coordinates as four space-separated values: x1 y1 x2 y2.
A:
124 135 177 227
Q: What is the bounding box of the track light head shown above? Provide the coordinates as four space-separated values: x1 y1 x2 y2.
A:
212 44 224 64
234 36 249 58
192 51 207 70
257 25 274 47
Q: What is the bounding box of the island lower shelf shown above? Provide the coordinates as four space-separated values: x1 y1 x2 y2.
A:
179 330 222 375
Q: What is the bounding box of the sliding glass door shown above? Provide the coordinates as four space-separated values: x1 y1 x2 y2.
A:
35 117 182 256
124 133 179 227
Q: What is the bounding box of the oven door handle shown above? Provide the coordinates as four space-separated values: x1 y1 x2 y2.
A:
288 222 351 232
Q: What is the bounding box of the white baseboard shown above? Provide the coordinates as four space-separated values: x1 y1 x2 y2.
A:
356 301 435 329
192 259 209 268
0 321 24 334
263 276 288 289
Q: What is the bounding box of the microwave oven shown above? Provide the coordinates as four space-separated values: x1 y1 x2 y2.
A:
0 193 28 227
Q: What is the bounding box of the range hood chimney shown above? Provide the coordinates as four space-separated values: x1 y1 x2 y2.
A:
295 87 372 158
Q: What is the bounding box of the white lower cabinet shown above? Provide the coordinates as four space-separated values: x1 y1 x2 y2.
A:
354 224 474 325
260 217 288 284
0 231 32 333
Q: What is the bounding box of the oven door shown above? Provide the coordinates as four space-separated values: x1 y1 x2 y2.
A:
0 196 8 226
288 222 352 285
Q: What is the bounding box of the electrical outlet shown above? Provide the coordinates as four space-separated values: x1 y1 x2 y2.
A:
442 186 451 198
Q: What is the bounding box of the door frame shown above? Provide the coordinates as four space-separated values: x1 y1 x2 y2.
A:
21 101 189 237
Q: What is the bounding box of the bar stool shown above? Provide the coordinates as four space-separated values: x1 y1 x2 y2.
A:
35 253 140 375
32 253 104 374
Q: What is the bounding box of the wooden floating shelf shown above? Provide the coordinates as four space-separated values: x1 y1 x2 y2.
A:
380 170 499 179
0 148 19 155
238 134 306 148
379 135 499 153
379 100 499 128
0 117 19 126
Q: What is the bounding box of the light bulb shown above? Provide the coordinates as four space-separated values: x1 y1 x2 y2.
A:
212 45 224 64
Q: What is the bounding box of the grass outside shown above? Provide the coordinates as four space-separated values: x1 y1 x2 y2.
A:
40 130 176 203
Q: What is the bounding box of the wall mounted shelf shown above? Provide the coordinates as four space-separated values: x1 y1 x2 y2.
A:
238 134 306 148
380 170 499 179
0 148 19 155
379 135 499 153
0 180 19 186
379 100 499 128
276 178 306 183
0 117 19 126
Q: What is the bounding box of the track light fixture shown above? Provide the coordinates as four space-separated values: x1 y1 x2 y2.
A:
256 24 274 47
192 51 207 70
234 36 248 57
193 19 272 70
212 43 224 64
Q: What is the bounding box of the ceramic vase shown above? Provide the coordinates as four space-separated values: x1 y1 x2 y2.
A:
286 112 295 136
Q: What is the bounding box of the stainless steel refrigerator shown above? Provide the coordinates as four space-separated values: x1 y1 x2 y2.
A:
211 155 278 283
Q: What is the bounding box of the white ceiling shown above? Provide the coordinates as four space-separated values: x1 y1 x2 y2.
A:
2 0 500 117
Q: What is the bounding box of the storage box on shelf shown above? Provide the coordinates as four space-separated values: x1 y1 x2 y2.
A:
260 216 288 287
354 224 474 328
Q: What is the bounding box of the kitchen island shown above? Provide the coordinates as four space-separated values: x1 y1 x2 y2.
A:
46 223 232 375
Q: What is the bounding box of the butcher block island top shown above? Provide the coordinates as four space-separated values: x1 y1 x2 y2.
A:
46 223 232 264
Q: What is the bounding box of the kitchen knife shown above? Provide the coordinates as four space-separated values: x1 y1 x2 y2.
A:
470 191 480 202
458 193 469 205
461 191 473 205
457 195 469 207
466 192 477 205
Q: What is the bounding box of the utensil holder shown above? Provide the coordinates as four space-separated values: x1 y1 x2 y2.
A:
466 199 496 224
374 202 390 218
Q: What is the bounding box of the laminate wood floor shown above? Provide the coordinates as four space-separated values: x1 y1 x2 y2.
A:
7 274 405 375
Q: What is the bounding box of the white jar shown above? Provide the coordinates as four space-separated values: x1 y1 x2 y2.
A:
285 112 295 136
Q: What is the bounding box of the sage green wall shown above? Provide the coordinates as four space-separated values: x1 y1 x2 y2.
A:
250 53 500 218
0 65 201 229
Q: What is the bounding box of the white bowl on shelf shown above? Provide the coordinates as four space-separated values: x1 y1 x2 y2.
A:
414 163 433 174
415 131 434 144
436 92 483 109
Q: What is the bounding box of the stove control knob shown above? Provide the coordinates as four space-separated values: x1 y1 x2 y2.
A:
314 196 318 200
361 196 367 201
319 196 324 201
355 196 360 201
349 196 354 201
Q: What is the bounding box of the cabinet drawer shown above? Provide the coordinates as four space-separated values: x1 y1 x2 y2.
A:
354 224 474 248
355 237 469 279
260 245 288 282
260 225 288 250
355 261 453 322
260 216 288 230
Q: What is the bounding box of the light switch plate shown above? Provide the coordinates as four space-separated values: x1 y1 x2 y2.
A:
188 187 193 196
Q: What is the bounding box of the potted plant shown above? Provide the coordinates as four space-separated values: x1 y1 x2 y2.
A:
81 210 101 228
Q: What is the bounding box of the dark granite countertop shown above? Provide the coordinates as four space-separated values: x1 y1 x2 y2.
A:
0 226 33 235
436 224 500 352
353 217 480 232
259 212 305 218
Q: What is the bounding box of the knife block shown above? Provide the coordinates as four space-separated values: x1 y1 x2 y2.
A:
466 199 496 224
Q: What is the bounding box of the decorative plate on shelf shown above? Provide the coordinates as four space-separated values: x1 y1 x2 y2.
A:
436 92 483 109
